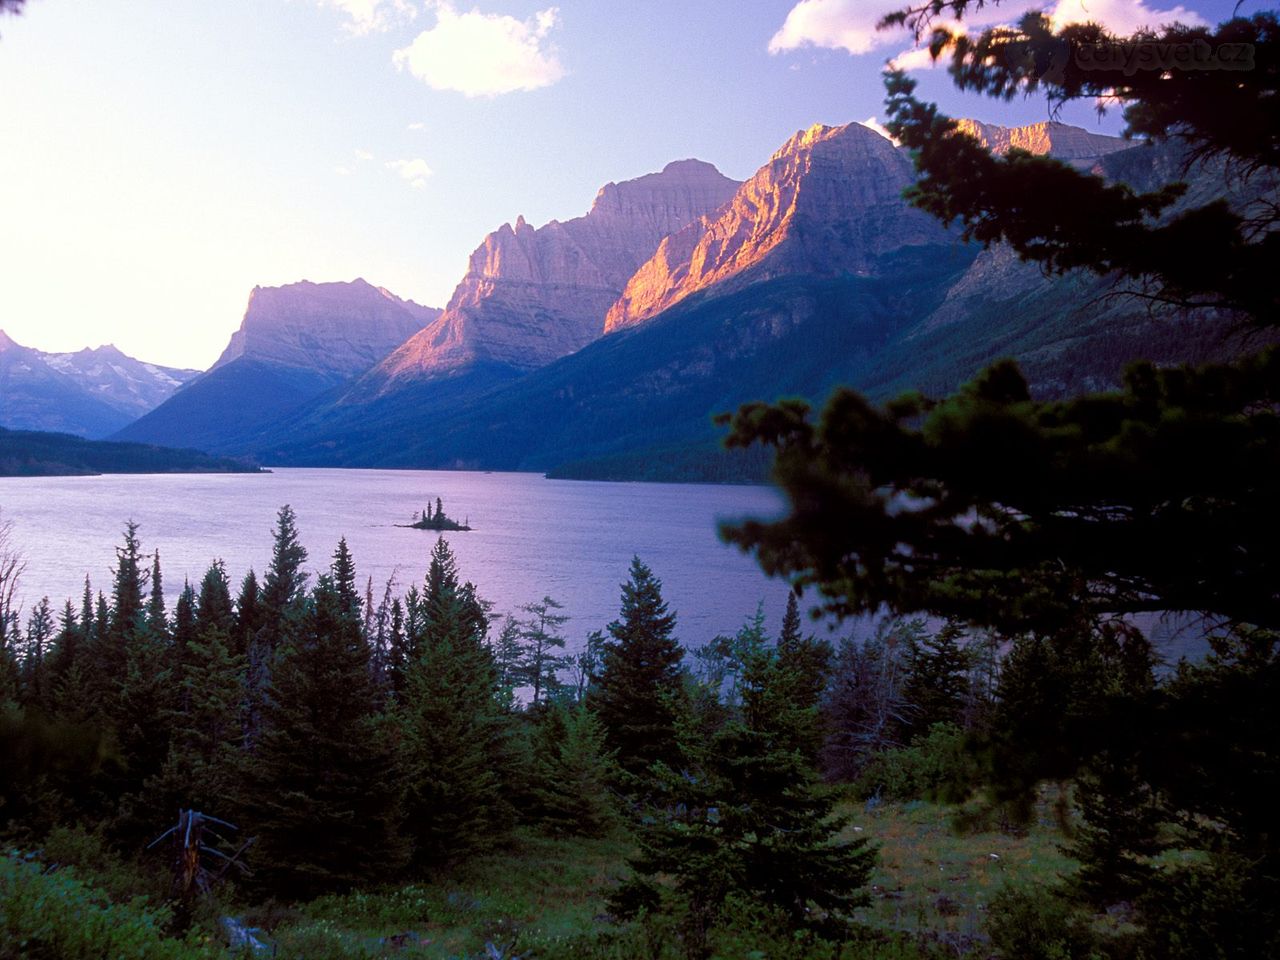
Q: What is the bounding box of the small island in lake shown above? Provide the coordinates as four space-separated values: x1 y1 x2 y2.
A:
400 497 472 532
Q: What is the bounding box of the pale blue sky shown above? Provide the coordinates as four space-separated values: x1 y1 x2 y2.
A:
0 0 1242 368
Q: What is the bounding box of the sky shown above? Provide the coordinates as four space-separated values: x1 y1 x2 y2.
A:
0 0 1245 369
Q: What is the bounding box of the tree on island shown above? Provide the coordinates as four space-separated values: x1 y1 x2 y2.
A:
407 498 471 532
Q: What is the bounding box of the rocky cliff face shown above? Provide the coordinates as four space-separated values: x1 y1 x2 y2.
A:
603 123 948 333
953 119 1130 169
212 278 437 382
369 160 741 387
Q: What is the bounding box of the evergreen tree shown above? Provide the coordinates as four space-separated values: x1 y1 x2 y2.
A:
401 537 510 866
90 591 109 716
902 621 971 741
514 596 569 706
113 613 174 835
195 560 234 637
330 537 361 625
773 595 832 763
20 597 54 713
233 568 262 658
94 524 159 811
150 625 246 819
246 567 404 897
593 557 685 781
614 644 875 957
247 507 309 753
779 591 802 648
78 577 94 652
46 600 82 713
386 596 407 699
146 550 166 636
169 582 197 696
103 521 146 691
530 703 618 837
1056 626 1161 906
366 575 397 698
260 505 308 653
491 615 523 693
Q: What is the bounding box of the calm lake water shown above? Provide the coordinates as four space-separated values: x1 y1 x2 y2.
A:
0 469 794 652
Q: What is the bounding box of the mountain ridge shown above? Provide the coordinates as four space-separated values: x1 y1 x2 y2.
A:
0 330 198 438
362 158 741 394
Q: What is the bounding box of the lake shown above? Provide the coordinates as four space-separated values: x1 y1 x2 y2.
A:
0 468 795 652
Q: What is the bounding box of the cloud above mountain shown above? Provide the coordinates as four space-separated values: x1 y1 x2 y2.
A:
393 2 565 97
769 0 1205 61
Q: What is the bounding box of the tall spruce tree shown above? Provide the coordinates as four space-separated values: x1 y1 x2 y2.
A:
246 556 403 897
195 561 234 637
330 538 361 624
614 643 875 957
101 521 146 695
146 551 166 636
233 569 262 658
593 557 685 781
260 505 308 653
773 594 832 763
100 524 173 823
400 537 511 866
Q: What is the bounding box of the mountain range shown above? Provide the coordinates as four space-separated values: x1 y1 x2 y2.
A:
0 331 198 438
11 117 1266 481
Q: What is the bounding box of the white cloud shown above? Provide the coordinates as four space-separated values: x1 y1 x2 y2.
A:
318 0 417 35
771 0 1206 66
887 45 946 71
355 148 376 161
407 121 427 130
386 157 434 188
393 2 565 97
768 0 899 56
334 165 353 176
1049 0 1206 32
857 116 900 145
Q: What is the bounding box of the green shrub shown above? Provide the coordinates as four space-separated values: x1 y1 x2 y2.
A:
38 823 166 904
854 723 977 802
1135 854 1280 960
0 851 216 960
985 885 1102 960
